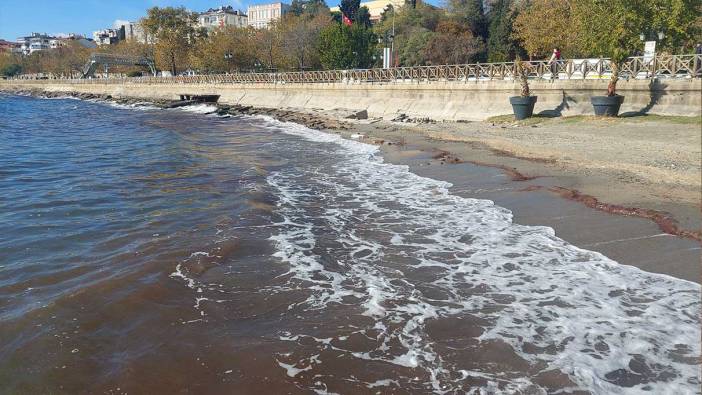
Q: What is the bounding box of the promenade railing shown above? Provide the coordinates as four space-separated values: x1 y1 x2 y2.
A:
8 54 701 85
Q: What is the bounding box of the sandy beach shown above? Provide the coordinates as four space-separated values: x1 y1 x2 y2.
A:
319 111 702 283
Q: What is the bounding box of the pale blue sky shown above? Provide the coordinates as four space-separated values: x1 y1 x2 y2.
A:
0 0 441 40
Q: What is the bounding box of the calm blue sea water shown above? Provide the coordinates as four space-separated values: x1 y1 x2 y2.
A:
0 94 699 394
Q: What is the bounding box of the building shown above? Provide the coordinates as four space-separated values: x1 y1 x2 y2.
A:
199 6 248 31
330 0 404 23
114 21 150 43
247 2 290 29
47 34 95 49
0 39 20 53
16 33 54 55
93 27 125 46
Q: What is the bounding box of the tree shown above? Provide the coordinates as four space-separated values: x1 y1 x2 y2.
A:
570 0 647 96
513 0 580 59
399 29 434 65
339 0 360 20
356 6 372 27
448 0 488 40
350 23 377 68
319 22 375 69
422 19 485 64
291 0 306 16
373 1 444 66
51 41 91 77
255 24 283 70
280 13 332 70
291 0 329 16
319 24 355 69
191 26 257 73
486 0 525 62
141 6 199 75
646 0 700 52
0 53 22 77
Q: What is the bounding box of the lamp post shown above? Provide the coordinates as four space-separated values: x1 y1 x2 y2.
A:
224 52 233 73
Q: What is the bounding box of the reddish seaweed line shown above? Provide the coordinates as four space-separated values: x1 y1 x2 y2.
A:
549 186 702 242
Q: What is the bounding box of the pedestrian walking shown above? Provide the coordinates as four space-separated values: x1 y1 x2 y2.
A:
548 47 562 79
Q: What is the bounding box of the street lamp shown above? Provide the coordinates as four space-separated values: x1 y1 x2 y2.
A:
224 52 233 73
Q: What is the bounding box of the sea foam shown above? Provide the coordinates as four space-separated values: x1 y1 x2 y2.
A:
262 117 701 394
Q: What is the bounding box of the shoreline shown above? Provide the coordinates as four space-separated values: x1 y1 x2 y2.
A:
4 89 700 283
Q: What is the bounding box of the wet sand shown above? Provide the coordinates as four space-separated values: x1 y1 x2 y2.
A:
319 115 701 284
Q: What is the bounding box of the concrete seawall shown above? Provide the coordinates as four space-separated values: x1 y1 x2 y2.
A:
2 78 700 120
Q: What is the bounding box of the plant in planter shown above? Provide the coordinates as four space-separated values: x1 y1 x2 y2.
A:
573 0 646 117
590 48 629 116
509 57 537 120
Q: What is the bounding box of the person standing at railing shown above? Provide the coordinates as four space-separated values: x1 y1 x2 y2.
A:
695 43 702 77
547 48 562 79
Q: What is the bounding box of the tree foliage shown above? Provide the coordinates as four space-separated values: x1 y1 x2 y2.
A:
0 53 23 77
486 0 524 62
448 0 488 40
141 6 199 75
513 0 580 59
422 19 485 64
319 22 375 69
190 26 256 73
291 0 330 16
280 13 333 69
373 1 443 66
340 0 360 20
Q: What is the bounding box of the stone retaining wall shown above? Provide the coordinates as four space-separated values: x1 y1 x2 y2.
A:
2 78 700 121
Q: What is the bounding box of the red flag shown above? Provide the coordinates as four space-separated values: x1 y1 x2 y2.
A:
342 13 352 26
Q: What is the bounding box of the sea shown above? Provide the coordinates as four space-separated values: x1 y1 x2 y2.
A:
0 94 700 394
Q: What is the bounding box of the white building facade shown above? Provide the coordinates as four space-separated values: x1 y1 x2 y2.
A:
92 27 125 46
247 2 291 29
198 6 248 31
16 33 53 55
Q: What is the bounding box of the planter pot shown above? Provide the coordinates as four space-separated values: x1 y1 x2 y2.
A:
591 95 625 117
509 96 538 120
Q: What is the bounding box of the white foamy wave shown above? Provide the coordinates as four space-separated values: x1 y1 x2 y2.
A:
171 103 219 115
263 117 701 394
104 101 159 111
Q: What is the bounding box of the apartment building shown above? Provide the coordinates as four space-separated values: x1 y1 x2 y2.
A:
199 6 248 31
247 2 290 29
93 27 125 46
16 33 53 55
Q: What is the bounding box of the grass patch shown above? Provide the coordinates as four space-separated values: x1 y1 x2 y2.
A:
487 113 701 125
485 114 550 125
618 113 702 124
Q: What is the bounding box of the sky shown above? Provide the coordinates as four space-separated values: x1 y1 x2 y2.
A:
0 0 440 41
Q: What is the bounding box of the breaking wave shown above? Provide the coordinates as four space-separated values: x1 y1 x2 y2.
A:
263 118 701 394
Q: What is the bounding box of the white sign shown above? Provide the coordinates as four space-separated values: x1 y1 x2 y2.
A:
383 47 391 69
643 41 656 63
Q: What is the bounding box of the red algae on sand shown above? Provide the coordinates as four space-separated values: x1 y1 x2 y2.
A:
549 187 702 242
